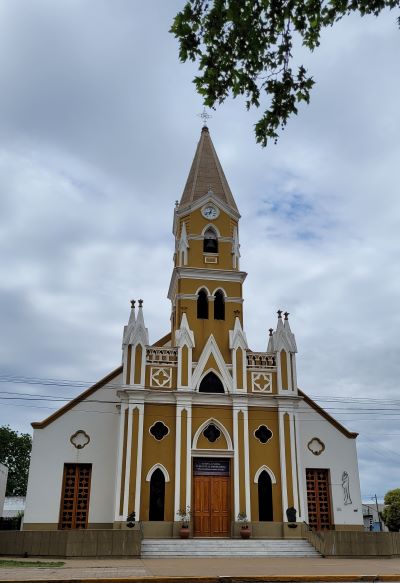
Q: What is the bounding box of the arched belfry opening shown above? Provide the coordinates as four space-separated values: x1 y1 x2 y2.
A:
203 227 218 253
199 371 225 393
214 290 225 320
258 470 273 521
149 468 165 521
197 289 209 319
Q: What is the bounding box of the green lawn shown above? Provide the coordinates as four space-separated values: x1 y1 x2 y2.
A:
0 559 65 568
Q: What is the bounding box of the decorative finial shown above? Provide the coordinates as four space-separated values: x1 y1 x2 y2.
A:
277 310 282 318
175 200 179 208
138 299 143 308
198 107 212 128
269 328 273 337
130 299 136 309
284 311 289 320
181 306 187 313
234 309 240 317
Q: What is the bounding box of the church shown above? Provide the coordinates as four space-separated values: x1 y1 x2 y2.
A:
24 126 363 537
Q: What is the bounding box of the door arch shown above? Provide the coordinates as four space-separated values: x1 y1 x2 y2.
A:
149 468 165 521
258 470 273 521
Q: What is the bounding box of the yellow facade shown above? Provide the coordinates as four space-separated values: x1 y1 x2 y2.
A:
114 126 304 537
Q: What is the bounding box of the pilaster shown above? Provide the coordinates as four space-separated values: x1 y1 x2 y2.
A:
122 403 134 519
134 402 144 520
114 402 128 521
174 406 182 520
279 408 288 521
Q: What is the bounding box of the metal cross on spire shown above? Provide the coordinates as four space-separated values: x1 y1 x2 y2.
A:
198 107 212 127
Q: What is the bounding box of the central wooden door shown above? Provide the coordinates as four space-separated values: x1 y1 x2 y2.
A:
193 475 230 537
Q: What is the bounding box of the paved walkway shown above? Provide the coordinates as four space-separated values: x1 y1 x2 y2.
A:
1 557 400 581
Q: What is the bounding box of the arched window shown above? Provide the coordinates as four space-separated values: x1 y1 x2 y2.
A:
214 290 225 320
197 289 209 319
199 371 224 393
258 470 273 521
149 468 165 521
203 227 218 253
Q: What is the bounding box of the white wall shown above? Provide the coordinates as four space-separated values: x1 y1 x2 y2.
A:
0 463 8 516
24 373 122 526
298 400 363 526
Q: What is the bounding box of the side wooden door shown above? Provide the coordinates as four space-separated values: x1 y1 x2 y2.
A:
306 468 333 530
193 476 211 536
59 464 92 529
210 476 230 537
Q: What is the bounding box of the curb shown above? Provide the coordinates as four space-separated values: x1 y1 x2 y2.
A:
1 576 400 583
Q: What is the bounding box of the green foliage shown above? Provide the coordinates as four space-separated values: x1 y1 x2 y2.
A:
171 0 400 146
0 426 32 496
381 488 400 532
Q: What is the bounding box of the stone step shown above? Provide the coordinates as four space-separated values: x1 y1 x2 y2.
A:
141 538 320 558
142 540 314 545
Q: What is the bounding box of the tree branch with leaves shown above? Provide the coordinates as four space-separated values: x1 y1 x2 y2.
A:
171 0 400 146
0 426 32 496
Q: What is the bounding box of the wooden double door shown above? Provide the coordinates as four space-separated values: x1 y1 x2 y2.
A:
306 468 333 530
193 475 230 537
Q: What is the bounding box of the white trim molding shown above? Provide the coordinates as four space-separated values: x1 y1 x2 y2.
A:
201 223 221 237
134 403 144 520
174 405 183 520
192 334 233 393
192 417 234 451
114 402 128 521
211 286 227 297
148 420 170 441
176 191 240 222
194 285 211 296
145 463 170 483
254 465 277 484
168 267 247 300
122 403 134 518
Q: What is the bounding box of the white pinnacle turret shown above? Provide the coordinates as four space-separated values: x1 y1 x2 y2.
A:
229 316 248 350
122 300 136 347
175 312 195 348
128 299 149 346
268 310 297 353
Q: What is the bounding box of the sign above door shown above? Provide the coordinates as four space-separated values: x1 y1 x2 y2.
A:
193 458 230 476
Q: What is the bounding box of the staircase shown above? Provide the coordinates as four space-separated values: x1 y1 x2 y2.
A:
141 538 320 558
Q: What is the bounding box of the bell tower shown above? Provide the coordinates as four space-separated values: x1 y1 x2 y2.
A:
168 125 247 370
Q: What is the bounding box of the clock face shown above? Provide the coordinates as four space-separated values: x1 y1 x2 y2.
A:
202 205 219 219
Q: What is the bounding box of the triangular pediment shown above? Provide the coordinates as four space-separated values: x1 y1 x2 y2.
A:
192 335 233 393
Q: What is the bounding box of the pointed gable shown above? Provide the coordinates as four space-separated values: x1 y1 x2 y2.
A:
180 126 239 213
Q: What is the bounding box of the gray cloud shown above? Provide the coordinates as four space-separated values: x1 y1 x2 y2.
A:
0 1 399 500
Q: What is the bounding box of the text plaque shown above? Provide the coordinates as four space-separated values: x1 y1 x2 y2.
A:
193 458 230 476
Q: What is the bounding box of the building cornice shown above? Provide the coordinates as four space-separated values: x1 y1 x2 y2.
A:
168 267 247 300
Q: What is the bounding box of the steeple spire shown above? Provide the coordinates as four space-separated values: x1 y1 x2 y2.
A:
179 127 239 213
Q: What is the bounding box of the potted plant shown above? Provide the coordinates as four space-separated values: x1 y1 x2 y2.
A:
177 506 191 539
237 512 250 539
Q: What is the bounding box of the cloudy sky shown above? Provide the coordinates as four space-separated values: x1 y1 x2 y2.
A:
0 1 399 502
